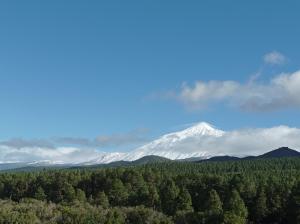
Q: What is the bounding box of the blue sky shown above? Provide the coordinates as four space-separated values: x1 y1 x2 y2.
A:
0 0 300 150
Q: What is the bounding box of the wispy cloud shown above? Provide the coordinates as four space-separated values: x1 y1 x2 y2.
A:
0 138 54 149
0 129 150 164
263 51 286 65
0 145 109 164
95 132 148 147
0 128 149 150
175 70 300 112
54 128 149 147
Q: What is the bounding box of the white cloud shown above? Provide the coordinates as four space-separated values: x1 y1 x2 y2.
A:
0 145 101 164
0 129 149 165
263 51 286 65
202 126 300 156
178 70 300 111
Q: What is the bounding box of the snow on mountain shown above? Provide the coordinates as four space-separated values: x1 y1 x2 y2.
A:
78 122 225 164
81 152 126 165
122 122 225 161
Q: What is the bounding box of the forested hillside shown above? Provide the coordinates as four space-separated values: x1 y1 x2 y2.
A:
0 158 299 223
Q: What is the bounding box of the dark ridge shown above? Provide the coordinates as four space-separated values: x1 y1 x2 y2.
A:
258 147 300 158
201 156 240 162
196 147 300 163
132 155 170 165
69 155 171 170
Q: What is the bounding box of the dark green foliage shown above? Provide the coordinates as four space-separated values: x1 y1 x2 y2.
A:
224 190 248 224
287 182 300 223
75 188 86 202
160 178 180 215
94 191 110 208
204 189 223 224
176 187 193 212
252 188 268 223
108 179 128 206
34 186 47 201
0 157 299 223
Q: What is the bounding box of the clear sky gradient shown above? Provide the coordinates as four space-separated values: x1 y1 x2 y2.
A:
0 0 300 145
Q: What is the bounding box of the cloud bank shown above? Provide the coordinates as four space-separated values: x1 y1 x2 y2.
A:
0 125 299 164
184 125 300 156
0 129 148 164
178 70 300 111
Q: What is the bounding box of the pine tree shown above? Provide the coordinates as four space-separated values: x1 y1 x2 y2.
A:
105 209 125 224
204 189 223 224
287 182 300 224
95 191 110 208
147 184 160 209
160 179 179 215
63 183 76 203
76 189 86 202
176 187 193 212
224 189 248 224
108 179 128 206
34 186 47 201
253 188 268 223
205 189 223 214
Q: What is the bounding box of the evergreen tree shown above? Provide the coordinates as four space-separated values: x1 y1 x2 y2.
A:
76 189 86 202
105 209 125 224
63 184 76 203
287 182 300 224
176 187 193 212
95 191 110 208
160 179 179 215
204 189 223 224
108 179 128 206
147 184 160 209
205 189 223 214
34 186 47 201
252 188 268 223
224 190 248 224
223 212 247 224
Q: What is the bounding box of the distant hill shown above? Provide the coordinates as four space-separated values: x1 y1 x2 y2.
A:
132 155 170 165
200 156 240 162
197 147 300 163
257 147 300 158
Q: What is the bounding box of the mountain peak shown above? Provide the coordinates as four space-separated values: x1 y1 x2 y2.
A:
189 122 216 131
177 122 224 138
122 122 225 161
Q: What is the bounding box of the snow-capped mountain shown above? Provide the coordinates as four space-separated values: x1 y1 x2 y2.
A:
79 122 225 165
122 122 224 161
81 122 225 164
